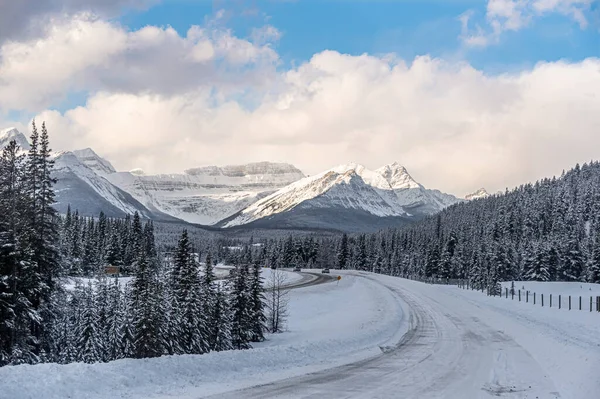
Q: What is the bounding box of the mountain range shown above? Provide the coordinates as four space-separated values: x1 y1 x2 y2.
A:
1 127 483 232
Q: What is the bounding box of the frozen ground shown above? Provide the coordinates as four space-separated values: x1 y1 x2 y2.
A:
2 272 598 399
501 280 600 296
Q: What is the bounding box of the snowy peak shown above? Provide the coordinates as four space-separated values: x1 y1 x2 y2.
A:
0 127 30 150
221 162 463 229
466 188 490 200
72 148 116 176
376 162 421 190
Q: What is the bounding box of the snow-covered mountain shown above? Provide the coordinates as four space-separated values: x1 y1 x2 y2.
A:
52 151 158 218
1 126 479 231
72 148 116 176
0 127 30 150
466 188 491 201
0 128 160 219
105 162 306 225
219 162 463 232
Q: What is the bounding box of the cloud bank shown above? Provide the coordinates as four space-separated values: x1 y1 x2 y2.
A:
1 1 599 197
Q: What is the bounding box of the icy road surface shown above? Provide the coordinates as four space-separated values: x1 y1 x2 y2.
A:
213 272 600 399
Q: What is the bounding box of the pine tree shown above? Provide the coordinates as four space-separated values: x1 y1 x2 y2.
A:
587 234 600 283
106 278 124 361
76 283 101 363
131 249 162 358
172 230 208 354
230 263 252 350
0 140 29 365
248 261 266 342
337 233 349 270
212 283 233 351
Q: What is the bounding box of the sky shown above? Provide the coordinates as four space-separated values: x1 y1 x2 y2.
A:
0 0 598 196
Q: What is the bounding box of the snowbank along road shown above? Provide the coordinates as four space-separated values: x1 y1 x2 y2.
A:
212 271 599 399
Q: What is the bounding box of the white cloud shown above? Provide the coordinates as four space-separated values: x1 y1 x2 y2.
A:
0 0 155 43
0 16 280 111
461 0 594 47
250 25 282 45
36 53 600 197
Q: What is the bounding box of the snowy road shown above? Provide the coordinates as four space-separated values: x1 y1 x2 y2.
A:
280 271 336 290
3 272 597 399
212 272 598 399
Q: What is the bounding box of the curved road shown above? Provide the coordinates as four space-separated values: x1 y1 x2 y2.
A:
280 271 336 290
211 273 561 399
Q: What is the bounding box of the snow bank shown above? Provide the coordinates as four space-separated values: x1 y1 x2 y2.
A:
0 274 406 399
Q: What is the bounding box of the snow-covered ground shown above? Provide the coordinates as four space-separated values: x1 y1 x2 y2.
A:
0 272 404 399
2 272 599 399
501 280 600 296
62 267 302 289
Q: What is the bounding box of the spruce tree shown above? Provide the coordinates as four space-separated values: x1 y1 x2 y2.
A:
230 263 252 350
248 261 266 342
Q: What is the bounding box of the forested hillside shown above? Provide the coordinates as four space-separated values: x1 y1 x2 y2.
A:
257 162 600 293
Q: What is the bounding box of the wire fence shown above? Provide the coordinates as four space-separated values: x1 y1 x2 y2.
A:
456 279 600 313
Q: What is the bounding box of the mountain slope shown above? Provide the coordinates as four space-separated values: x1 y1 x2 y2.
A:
219 163 462 231
72 148 116 176
105 162 306 225
0 127 30 150
52 151 162 219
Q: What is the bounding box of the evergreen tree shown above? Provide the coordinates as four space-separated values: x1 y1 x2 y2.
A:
230 263 252 350
248 261 266 342
76 283 101 363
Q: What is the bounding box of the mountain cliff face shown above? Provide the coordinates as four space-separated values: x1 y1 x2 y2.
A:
220 162 464 231
105 162 306 225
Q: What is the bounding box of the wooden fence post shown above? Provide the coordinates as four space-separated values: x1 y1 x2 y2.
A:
518 290 521 302
542 294 544 307
569 295 571 310
559 295 561 309
505 288 508 298
590 296 593 312
526 291 529 303
579 296 582 311
550 294 552 308
534 292 536 305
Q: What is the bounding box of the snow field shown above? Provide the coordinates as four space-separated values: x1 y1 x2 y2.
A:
434 281 600 398
501 280 600 297
0 272 407 399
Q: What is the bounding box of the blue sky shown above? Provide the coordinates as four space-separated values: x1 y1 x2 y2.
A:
121 0 598 72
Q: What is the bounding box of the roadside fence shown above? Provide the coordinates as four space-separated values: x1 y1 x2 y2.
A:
456 279 600 313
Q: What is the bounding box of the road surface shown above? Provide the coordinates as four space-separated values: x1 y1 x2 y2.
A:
210 273 561 399
280 271 336 290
